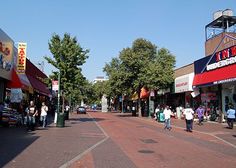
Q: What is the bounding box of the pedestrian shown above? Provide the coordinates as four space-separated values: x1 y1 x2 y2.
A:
132 105 136 116
26 101 38 131
154 105 160 120
40 102 48 128
195 105 205 125
163 105 173 130
183 104 194 132
226 104 235 129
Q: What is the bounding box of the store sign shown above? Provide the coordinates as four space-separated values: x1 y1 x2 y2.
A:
0 38 13 80
175 73 194 93
16 42 27 74
52 80 59 91
207 45 236 71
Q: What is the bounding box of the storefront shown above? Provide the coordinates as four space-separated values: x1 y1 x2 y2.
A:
193 44 236 121
0 29 14 102
175 73 195 107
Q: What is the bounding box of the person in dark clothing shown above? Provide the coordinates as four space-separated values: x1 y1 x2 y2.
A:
26 101 38 131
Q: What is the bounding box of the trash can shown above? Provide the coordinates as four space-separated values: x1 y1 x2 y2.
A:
56 113 65 127
158 110 165 122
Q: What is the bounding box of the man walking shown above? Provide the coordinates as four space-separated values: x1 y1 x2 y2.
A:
226 105 235 129
163 105 173 130
183 104 194 132
196 105 205 125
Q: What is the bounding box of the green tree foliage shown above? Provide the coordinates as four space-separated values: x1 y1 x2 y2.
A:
44 33 89 103
104 38 176 115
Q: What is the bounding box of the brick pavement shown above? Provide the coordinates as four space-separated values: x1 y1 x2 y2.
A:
74 112 236 168
1 112 235 168
1 113 106 168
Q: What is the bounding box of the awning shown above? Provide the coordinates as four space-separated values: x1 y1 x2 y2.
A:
193 63 236 87
6 69 33 92
26 74 50 96
193 42 236 87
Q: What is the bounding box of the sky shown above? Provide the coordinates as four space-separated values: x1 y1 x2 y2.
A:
1 0 236 81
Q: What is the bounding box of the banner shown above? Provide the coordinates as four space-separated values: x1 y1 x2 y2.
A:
0 29 13 80
52 80 59 91
16 42 27 74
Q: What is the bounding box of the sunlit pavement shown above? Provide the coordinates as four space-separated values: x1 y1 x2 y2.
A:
1 112 236 168
71 111 236 168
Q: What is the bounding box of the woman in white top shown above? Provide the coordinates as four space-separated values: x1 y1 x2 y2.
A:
40 102 48 128
183 104 194 132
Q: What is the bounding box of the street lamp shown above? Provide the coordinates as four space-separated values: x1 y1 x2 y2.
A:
56 67 65 127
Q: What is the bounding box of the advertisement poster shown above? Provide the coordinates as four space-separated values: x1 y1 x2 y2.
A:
16 42 27 74
10 88 23 103
0 30 13 80
52 80 59 91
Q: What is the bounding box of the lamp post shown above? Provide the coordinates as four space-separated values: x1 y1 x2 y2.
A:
57 70 61 116
56 69 65 127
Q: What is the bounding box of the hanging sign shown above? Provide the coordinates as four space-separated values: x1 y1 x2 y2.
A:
16 42 27 74
52 80 59 91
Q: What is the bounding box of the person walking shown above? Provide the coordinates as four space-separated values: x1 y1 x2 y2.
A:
154 105 160 120
183 104 194 132
40 102 48 128
226 105 235 129
196 105 205 125
163 105 173 130
26 101 38 131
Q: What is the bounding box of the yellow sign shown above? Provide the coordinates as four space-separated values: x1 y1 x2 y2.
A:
16 42 27 74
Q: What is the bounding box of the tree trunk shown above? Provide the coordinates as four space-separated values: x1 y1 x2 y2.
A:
62 92 65 113
138 91 142 117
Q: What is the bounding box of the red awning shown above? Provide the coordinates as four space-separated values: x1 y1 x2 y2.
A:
193 64 236 87
27 75 50 96
6 69 32 92
6 69 21 88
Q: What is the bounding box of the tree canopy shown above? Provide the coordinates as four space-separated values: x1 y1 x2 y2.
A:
104 38 176 115
44 33 89 103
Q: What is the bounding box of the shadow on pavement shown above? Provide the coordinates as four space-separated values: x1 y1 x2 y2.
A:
0 127 39 167
69 117 105 123
116 113 137 118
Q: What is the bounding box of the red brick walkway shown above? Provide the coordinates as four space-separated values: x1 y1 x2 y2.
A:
73 112 236 168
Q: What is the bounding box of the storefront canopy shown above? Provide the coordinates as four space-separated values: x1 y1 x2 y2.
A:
193 44 236 87
6 69 32 92
26 74 50 96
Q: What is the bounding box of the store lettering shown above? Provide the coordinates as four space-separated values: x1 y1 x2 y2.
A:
18 47 25 65
216 45 236 62
207 45 236 71
176 82 188 87
0 41 11 56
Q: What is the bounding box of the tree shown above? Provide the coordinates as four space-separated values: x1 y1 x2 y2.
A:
44 33 89 111
104 38 176 116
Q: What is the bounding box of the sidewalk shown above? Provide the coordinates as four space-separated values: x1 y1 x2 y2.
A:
154 117 236 146
0 113 106 168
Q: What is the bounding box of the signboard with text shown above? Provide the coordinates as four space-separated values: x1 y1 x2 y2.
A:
52 80 59 91
16 42 27 74
0 29 13 80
